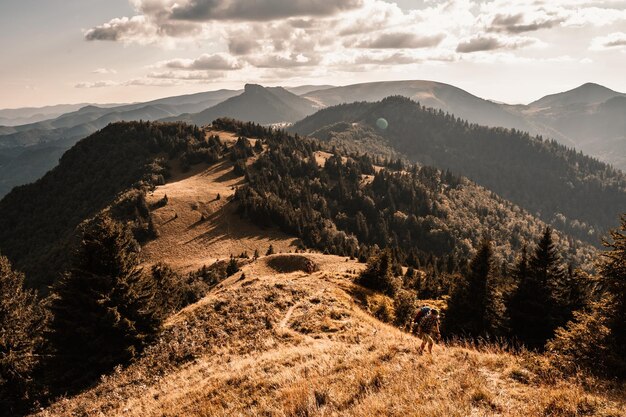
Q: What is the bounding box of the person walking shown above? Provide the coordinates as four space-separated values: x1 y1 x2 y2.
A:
417 309 441 355
409 305 431 334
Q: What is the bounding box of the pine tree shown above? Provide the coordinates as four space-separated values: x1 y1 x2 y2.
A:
266 245 275 256
547 216 626 377
444 238 499 337
48 217 160 391
0 255 47 414
508 228 566 349
357 249 398 296
597 215 626 359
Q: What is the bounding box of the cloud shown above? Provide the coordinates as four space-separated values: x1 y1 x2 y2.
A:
74 80 118 88
93 68 117 74
160 53 242 70
456 33 539 53
590 32 626 50
353 32 446 49
488 12 566 33
245 52 321 68
147 71 224 80
228 37 259 55
85 16 156 42
82 0 626 80
169 0 363 21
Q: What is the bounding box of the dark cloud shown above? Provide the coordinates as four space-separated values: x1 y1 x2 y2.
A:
489 13 565 33
456 33 537 53
170 0 363 22
604 38 626 47
456 35 504 53
355 32 445 49
228 37 259 55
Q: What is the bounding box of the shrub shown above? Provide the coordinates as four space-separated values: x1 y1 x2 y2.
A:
393 289 416 328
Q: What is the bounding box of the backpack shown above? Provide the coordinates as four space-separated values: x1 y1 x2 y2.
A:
414 306 431 325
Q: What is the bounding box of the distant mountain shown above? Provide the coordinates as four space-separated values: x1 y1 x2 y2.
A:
304 80 626 171
304 80 534 132
0 89 240 140
284 84 336 95
0 90 241 198
0 105 191 197
290 96 626 244
2 81 624 200
522 83 626 169
529 82 624 108
0 103 124 127
165 84 319 125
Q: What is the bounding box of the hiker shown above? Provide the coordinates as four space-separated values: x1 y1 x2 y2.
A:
409 305 431 333
417 309 441 355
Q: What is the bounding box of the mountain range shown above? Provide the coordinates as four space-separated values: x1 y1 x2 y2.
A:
290 96 626 245
1 118 623 415
0 81 624 199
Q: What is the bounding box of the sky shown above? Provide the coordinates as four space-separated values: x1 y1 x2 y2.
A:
1 0 626 109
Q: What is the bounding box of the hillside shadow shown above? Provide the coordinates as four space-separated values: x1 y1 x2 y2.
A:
183 201 300 248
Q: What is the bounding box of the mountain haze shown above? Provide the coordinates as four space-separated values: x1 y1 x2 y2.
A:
164 84 319 125
305 80 534 132
305 80 626 170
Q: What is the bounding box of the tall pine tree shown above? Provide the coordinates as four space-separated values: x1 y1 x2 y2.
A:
548 215 626 377
444 238 500 338
597 215 626 363
48 216 160 392
508 227 567 349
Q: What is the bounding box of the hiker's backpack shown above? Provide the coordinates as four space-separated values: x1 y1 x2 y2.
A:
414 306 431 325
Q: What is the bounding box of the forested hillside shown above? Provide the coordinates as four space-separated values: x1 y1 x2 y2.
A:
0 118 596 291
291 96 626 244
0 122 209 289
215 119 592 271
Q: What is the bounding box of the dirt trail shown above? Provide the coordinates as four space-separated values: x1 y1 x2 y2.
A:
142 133 299 272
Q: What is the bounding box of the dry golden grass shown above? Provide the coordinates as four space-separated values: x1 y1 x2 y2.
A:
35 254 625 417
141 130 299 273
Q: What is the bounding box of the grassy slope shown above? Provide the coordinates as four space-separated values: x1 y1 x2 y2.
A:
141 130 299 272
36 254 625 417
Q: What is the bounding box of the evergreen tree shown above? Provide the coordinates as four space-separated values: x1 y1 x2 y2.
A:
444 238 500 337
0 255 47 415
357 249 398 296
266 245 275 256
48 217 160 392
597 215 626 362
547 216 626 378
508 228 566 349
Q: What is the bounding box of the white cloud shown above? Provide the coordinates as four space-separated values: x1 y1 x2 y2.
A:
147 70 225 80
81 0 626 81
93 68 117 74
159 53 243 70
74 80 118 88
590 32 626 50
